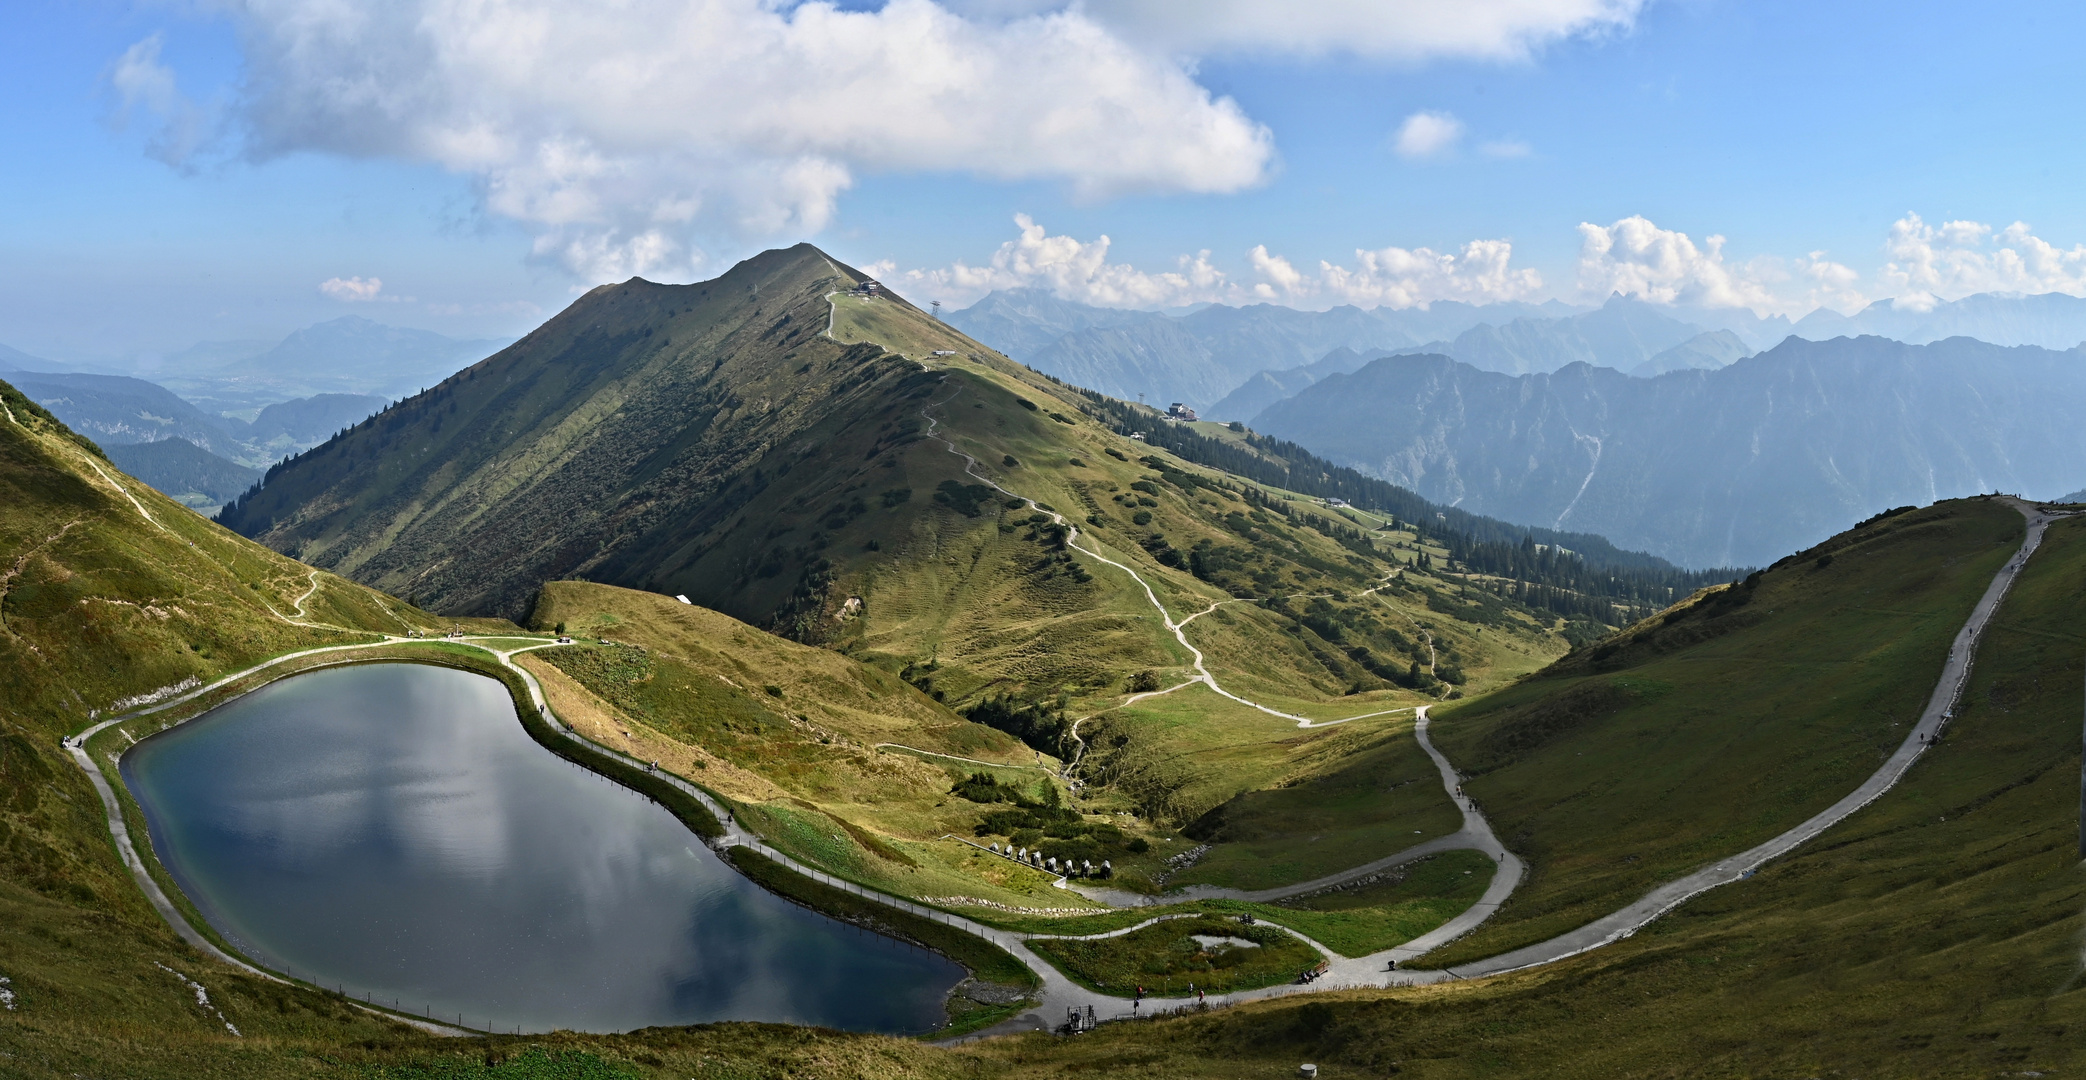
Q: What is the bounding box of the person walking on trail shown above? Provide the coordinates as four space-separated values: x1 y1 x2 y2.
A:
1197 987 1205 1004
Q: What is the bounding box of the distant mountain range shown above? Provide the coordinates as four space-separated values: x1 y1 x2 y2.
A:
1211 301 1766 420
1790 291 2086 348
143 315 508 411
946 288 1574 410
3 371 386 462
0 372 253 460
950 288 2086 424
0 341 62 372
0 366 387 512
0 315 480 506
1247 335 2086 568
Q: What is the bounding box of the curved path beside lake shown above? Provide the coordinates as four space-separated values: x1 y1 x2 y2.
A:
65 643 484 1036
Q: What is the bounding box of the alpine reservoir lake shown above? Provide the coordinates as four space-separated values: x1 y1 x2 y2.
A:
121 661 964 1034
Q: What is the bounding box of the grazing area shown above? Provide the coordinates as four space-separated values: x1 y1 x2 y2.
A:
1029 915 1324 996
1161 710 1466 892
1262 850 1500 958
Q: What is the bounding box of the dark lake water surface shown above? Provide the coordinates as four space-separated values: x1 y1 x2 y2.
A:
122 661 963 1034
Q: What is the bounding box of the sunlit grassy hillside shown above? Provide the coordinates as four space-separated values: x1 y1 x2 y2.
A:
948 511 2086 1078
520 580 1090 910
1424 498 2026 964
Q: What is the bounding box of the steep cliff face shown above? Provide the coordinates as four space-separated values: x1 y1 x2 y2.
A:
1252 336 2086 568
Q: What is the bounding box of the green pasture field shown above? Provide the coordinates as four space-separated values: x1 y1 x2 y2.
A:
1028 915 1324 996
969 848 1500 960
1256 849 1499 957
946 509 2086 1078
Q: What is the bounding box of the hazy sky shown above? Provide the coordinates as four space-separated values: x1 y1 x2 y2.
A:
7 0 2086 363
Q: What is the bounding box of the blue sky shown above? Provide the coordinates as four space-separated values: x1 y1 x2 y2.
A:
5 0 2085 363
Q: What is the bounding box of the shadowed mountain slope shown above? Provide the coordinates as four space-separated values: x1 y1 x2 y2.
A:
219 245 919 620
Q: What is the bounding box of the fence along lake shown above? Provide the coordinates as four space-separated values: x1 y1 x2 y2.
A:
120 661 963 1034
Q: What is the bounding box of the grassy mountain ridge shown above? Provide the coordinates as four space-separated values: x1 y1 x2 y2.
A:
214 245 1617 889
218 244 904 619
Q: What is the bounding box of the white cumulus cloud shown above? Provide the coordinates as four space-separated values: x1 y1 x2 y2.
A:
899 215 1540 310
319 276 388 302
1394 111 1465 159
1795 251 1864 314
217 0 1275 282
899 214 1229 309
1310 239 1544 307
1575 215 1786 312
951 0 1647 60
1880 213 2086 311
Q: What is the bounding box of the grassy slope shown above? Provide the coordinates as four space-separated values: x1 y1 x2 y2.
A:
0 379 496 1073
1261 849 1499 957
519 581 1087 909
1028 915 1322 995
1423 497 2025 963
950 513 2086 1079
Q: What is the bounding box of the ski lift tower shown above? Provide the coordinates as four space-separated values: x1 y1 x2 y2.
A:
930 300 943 320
